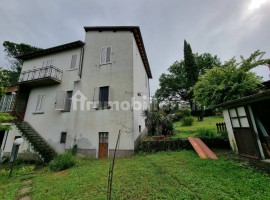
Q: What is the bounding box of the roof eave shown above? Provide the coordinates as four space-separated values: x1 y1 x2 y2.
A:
17 40 85 60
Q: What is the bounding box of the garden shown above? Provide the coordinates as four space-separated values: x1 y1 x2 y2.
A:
1 151 270 200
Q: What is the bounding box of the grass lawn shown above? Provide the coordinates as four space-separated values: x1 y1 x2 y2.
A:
173 116 224 138
1 151 270 199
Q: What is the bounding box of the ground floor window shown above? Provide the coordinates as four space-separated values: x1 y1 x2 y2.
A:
60 132 67 144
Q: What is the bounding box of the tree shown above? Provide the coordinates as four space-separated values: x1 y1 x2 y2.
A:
193 50 270 108
155 61 188 103
195 53 221 75
3 41 42 85
0 67 10 97
155 49 221 110
183 40 198 94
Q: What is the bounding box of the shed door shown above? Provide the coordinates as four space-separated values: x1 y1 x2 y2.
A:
234 128 260 159
229 107 260 159
99 132 108 158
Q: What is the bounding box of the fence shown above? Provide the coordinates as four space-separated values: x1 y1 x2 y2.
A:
216 122 226 132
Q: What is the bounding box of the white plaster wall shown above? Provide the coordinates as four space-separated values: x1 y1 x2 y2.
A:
223 109 238 152
5 31 151 158
3 125 31 154
132 37 150 141
22 48 82 153
74 31 135 155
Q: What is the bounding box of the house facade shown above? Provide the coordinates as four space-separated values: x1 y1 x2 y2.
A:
0 26 152 161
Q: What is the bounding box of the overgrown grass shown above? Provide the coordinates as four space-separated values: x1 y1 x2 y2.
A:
173 116 224 138
1 151 270 199
0 164 35 200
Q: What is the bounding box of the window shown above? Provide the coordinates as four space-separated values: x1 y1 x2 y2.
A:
65 91 73 111
100 46 112 64
139 125 141 133
229 107 249 128
70 54 77 69
0 93 16 112
60 132 67 144
93 86 110 109
55 91 73 111
35 94 45 112
99 132 108 144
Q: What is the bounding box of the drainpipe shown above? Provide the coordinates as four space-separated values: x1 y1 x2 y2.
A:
78 46 85 79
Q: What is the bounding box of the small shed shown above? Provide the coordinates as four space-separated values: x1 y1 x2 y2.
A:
219 89 270 160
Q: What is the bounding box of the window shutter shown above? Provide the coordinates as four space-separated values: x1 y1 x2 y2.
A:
55 91 66 110
101 47 106 64
70 55 77 69
36 95 41 111
36 94 45 112
106 46 111 63
93 87 100 108
40 95 45 111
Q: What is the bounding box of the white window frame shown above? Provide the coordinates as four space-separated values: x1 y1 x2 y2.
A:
100 46 112 65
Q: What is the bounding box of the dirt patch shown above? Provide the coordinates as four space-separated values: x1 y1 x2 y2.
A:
22 179 33 185
18 196 31 200
51 170 69 177
219 151 270 175
20 186 32 194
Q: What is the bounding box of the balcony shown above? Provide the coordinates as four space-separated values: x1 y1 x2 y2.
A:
18 66 63 87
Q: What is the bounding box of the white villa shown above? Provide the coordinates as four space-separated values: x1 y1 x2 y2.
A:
0 26 152 161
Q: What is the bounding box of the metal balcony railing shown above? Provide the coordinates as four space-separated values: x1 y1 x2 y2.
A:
18 66 63 85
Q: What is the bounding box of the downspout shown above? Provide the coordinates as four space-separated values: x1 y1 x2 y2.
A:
70 46 84 151
78 46 85 79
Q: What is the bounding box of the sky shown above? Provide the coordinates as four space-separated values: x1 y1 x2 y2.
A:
1 0 270 96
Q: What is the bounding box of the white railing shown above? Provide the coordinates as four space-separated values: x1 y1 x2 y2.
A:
18 66 63 83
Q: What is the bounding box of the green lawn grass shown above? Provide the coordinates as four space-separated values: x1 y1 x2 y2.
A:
173 116 224 138
1 151 270 199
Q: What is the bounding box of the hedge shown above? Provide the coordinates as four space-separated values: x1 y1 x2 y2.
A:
137 138 230 153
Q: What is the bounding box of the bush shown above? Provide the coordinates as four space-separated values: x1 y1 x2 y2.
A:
49 153 76 172
220 130 229 139
142 109 174 136
181 117 194 126
172 108 191 122
196 128 216 138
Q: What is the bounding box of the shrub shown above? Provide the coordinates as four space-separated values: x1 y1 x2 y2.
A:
172 108 191 122
181 117 194 126
220 130 229 139
142 109 174 136
197 128 216 138
49 153 76 172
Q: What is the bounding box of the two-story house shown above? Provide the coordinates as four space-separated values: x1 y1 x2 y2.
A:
0 26 152 162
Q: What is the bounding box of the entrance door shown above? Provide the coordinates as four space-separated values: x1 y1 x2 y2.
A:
229 107 260 159
98 132 108 158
